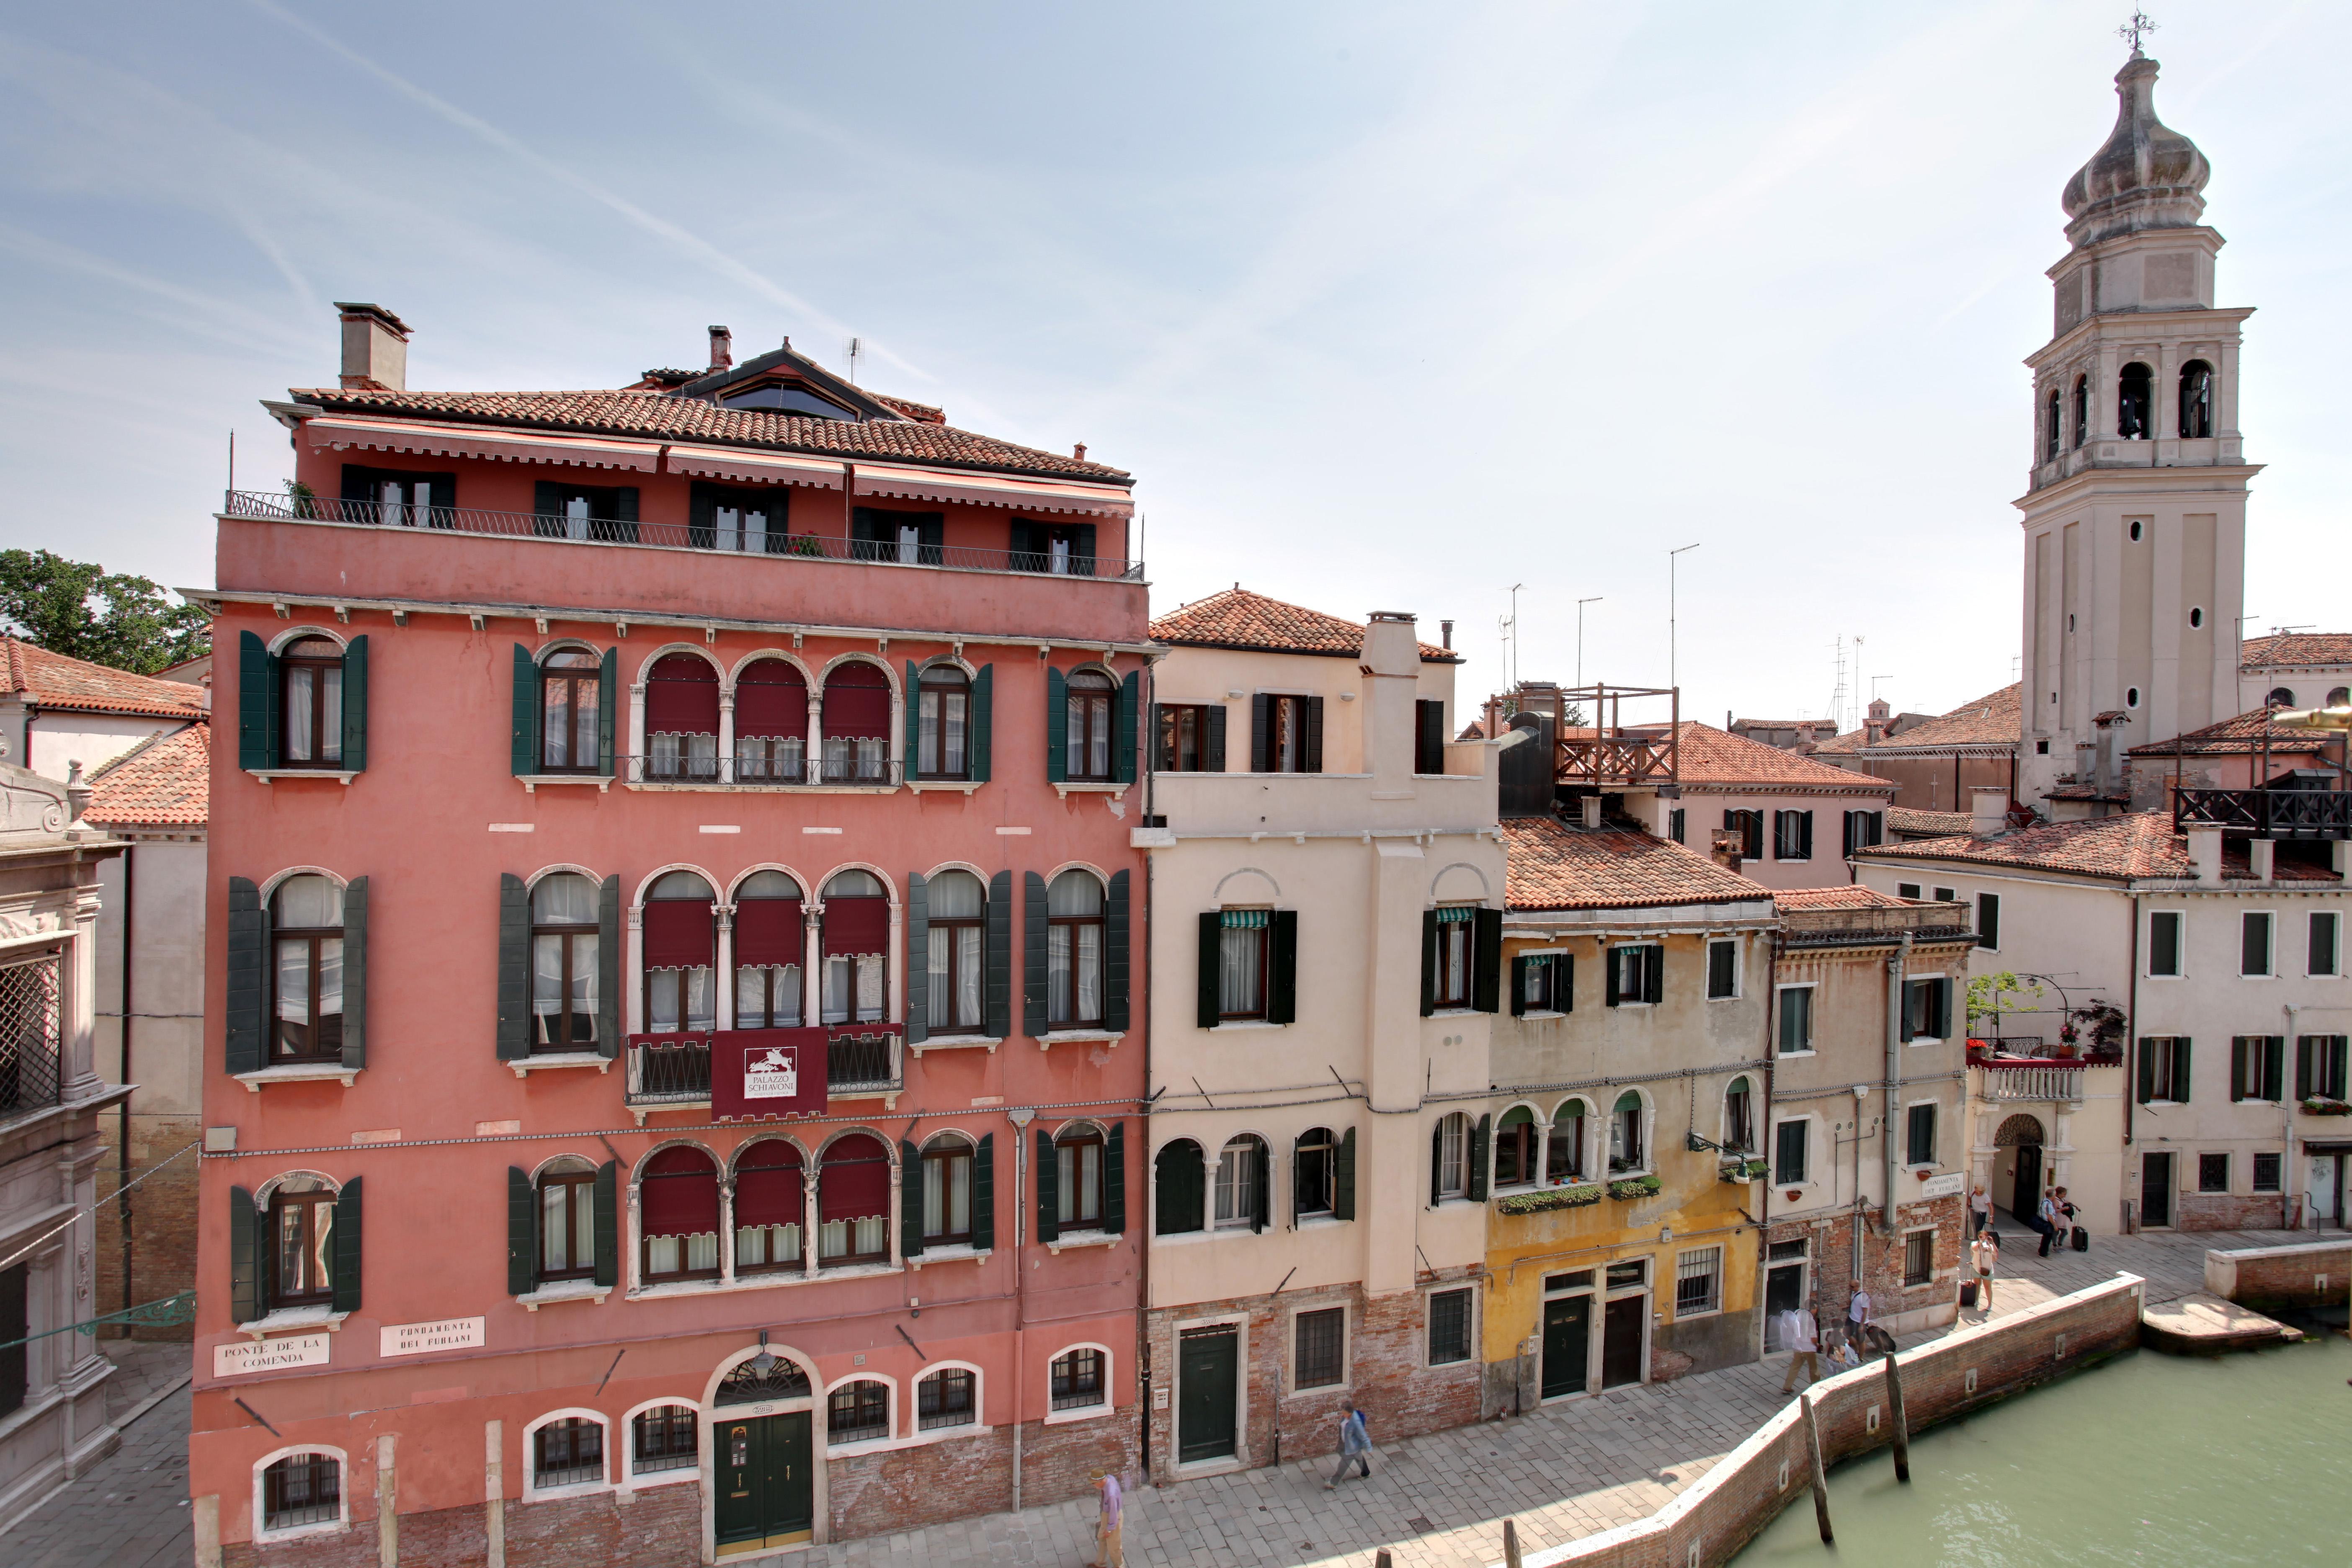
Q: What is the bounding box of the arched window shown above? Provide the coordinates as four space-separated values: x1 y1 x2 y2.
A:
2071 374 2089 447
820 870 887 1025
1724 1077 1754 1154
920 1133 975 1246
631 1405 699 1476
818 1133 890 1266
640 1145 720 1281
917 665 971 780
828 1379 890 1445
1055 1122 1106 1230
647 653 719 781
532 1416 605 1490
1494 1106 1537 1187
536 1156 598 1283
1154 1138 1205 1235
260 1452 342 1534
917 1366 977 1430
1047 870 1106 1028
278 637 345 768
1065 670 1115 781
717 1354 811 1406
2117 361 2153 439
643 872 716 1033
1547 1099 1588 1183
531 873 601 1050
271 875 344 1063
925 870 985 1032
2269 687 2298 710
1215 1133 1266 1230
266 1174 338 1311
1434 1112 1468 1199
539 649 604 773
734 659 807 784
2329 687 2350 709
2179 359 2214 439
1609 1092 1646 1173
732 1139 803 1274
820 663 892 784
2042 388 2061 462
1293 1127 1336 1218
1050 1346 1107 1411
732 871 804 1029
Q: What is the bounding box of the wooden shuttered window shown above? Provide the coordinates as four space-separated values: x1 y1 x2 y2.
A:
1418 909 1438 1017
1332 1127 1357 1221
331 1177 364 1314
1471 909 1503 1014
1116 671 1140 784
495 874 530 1060
593 1161 618 1287
985 871 1014 1039
1045 668 1068 784
1467 1114 1491 1203
341 877 369 1070
1104 1122 1127 1235
1249 1136 1270 1233
2230 1036 2286 1103
340 637 369 773
1106 871 1132 1032
237 631 279 771
1154 1140 1204 1235
1034 1127 1058 1245
900 1139 924 1259
507 1167 535 1296
2298 1035 2350 1101
1022 871 1049 1038
225 877 267 1074
971 1134 995 1252
1267 909 1297 1026
970 665 993 782
904 873 928 1045
230 1186 259 1325
510 645 539 776
1197 913 1221 1030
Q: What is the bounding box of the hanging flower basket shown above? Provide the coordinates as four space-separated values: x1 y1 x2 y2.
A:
1497 1184 1603 1215
1608 1175 1663 1201
2301 1096 2352 1117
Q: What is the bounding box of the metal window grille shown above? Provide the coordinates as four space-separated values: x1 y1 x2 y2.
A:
2199 1153 2229 1193
828 1381 890 1445
918 1367 977 1430
533 1417 605 1488
716 1359 811 1406
262 1453 341 1532
1675 1248 1721 1316
2252 1152 2283 1193
1051 1348 1105 1410
632 1406 699 1473
1903 1230 1934 1288
1426 1287 1472 1365
0 957 62 1118
1294 1307 1345 1389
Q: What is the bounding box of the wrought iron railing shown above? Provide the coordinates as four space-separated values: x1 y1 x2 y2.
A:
827 1032 900 1093
0 957 62 1120
818 755 901 787
622 753 813 787
627 1037 712 1104
2173 786 2352 841
224 491 1144 580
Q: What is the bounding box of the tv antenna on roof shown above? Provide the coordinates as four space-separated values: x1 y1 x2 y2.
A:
845 337 864 385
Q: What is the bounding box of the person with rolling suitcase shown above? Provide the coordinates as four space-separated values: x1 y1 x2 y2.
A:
2057 1186 2088 1252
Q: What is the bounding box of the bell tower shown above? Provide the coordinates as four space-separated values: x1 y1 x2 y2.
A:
2016 44 2260 809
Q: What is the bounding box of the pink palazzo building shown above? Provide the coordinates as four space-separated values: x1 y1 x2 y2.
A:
188 310 1150 1563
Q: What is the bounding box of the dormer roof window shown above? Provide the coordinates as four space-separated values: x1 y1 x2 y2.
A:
718 382 856 420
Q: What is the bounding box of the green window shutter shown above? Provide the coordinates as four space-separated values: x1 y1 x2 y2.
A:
1104 1122 1126 1235
1155 1141 1200 1235
230 1187 258 1326
1250 1137 1269 1233
1933 978 1951 1040
237 631 271 770
1644 944 1663 1006
596 875 621 1057
1429 1122 1444 1206
331 1177 363 1314
1105 870 1131 1032
904 873 929 1045
597 647 617 777
508 1167 536 1296
1268 909 1297 1025
985 871 1013 1039
495 874 530 1060
1511 956 1528 1017
2297 1038 2314 1101
340 635 369 772
904 661 922 770
900 1140 925 1259
1148 702 1164 771
970 665 993 782
1419 910 1437 1017
1333 1128 1357 1221
593 1161 619 1287
612 487 640 543
1022 871 1048 1037
1289 1136 1302 1228
1606 948 1622 1008
340 877 368 1070
1036 1127 1059 1244
2173 1038 2193 1103
2231 1037 2249 1102
2137 1039 2157 1104
1203 703 1227 771
225 877 266 1074
1473 909 1503 1013
972 1134 996 1251
1045 667 1068 783
1800 811 1814 859
1251 695 1271 772
1468 1114 1491 1202
1115 670 1140 784
1197 913 1221 1029
1563 953 1574 1014
1302 696 1323 774
2264 1036 2285 1103
511 645 539 776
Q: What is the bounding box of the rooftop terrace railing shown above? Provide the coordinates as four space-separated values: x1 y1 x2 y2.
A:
2173 785 2352 841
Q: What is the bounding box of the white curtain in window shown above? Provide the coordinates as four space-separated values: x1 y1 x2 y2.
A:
285 667 314 761
854 954 885 1020
955 929 981 1026
1077 926 1101 1023
818 1219 847 1260
541 1183 572 1271
276 941 309 1026
1047 926 1072 1025
1214 1140 1254 1224
277 877 344 928
822 956 850 1024
854 1215 886 1256
1220 927 1260 1016
316 937 343 1019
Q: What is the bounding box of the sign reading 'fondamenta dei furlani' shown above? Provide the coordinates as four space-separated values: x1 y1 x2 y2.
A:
214 1333 330 1378
380 1316 487 1357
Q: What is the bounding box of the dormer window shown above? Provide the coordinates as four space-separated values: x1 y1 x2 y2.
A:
719 384 856 420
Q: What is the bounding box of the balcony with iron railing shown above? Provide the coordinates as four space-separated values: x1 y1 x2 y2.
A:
622 1027 903 1115
623 753 904 789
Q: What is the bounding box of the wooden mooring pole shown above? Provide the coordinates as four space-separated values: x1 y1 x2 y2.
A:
1503 1518 1524 1568
1883 1349 1912 1483
1375 1552 1394 1568
1800 1393 1834 1545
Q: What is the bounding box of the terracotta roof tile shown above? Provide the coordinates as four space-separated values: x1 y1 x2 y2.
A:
1807 726 1871 755
1887 807 1973 837
1772 885 1916 911
1501 817 1771 911
2126 705 2341 758
1854 809 2339 884
291 387 1130 483
1860 683 2020 752
84 722 208 828
1671 722 1896 793
1149 588 1460 663
2241 632 2352 670
2 639 209 721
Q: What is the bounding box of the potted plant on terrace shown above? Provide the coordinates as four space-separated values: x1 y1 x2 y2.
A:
1608 1173 1663 1201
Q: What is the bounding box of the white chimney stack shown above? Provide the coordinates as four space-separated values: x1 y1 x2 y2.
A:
335 302 410 391
2188 825 2225 887
1970 786 2008 838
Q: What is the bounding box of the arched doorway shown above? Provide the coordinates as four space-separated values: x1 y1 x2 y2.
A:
709 1349 818 1554
1993 1114 2045 1221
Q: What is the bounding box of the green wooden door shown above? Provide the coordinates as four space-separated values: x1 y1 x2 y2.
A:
715 1412 814 1553
1540 1295 1591 1400
1177 1326 1238 1463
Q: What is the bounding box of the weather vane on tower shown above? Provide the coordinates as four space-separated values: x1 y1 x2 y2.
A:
2117 10 2158 57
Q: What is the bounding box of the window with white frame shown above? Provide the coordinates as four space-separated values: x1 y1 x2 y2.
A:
2242 911 2275 977
917 1366 977 1430
532 1416 606 1490
1608 1092 1645 1173
925 870 985 1032
828 1380 890 1445
259 1452 343 1534
1050 1346 1107 1411
1426 1287 1473 1365
1723 1076 1755 1154
1774 1119 1809 1184
1293 1306 1346 1390
1215 1134 1264 1229
1434 1112 1468 1198
2311 912 2342 977
630 1405 698 1475
1777 986 1814 1053
1546 1099 1588 1182
1674 1247 1720 1317
2148 910 2183 976
1046 871 1106 1028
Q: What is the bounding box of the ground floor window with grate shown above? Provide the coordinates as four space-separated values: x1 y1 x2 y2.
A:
1426 1287 1473 1365
262 1452 342 1532
632 1404 698 1474
1903 1229 1934 1288
828 1379 890 1445
0 955 63 1116
534 1417 605 1488
1294 1307 1346 1390
918 1367 977 1430
1674 1247 1721 1317
1051 1347 1105 1410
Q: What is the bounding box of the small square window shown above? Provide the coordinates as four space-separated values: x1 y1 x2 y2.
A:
2198 1153 2229 1194
2252 1153 2283 1193
1295 1307 1346 1389
1932 886 1955 905
1897 883 1921 901
1903 1230 1934 1288
1426 1288 1472 1365
1605 1259 1648 1290
1706 940 1738 1000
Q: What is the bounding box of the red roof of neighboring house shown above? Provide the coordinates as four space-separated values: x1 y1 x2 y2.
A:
1855 809 2337 884
290 387 1130 483
1772 885 1915 911
84 722 208 828
1149 588 1460 663
1887 807 1973 837
2241 632 2352 670
1861 683 2020 753
1671 722 1896 793
1501 817 1770 911
2126 706 2341 758
3 639 210 721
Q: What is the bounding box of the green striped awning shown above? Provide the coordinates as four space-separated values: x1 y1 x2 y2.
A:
1434 905 1479 924
1220 909 1270 929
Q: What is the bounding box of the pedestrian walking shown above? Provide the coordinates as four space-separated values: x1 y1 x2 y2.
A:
1969 1183 1992 1237
1323 1401 1372 1489
1779 1301 1821 1393
1093 1473 1123 1568
1969 1228 1999 1311
2037 1186 2066 1256
1846 1279 1872 1339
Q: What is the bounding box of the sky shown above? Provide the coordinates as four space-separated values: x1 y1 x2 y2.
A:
0 0 2343 730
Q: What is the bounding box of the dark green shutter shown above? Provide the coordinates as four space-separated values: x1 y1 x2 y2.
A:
1333 1128 1356 1222
508 1167 536 1295
1473 909 1503 1013
1104 1122 1126 1235
1106 870 1131 1032
2231 1037 2249 1102
1155 1141 1202 1235
1419 910 1437 1016
1900 980 1916 1043
1644 944 1663 1006
1563 953 1574 1013
1046 667 1068 783
1251 695 1271 772
331 1177 363 1314
593 1161 619 1287
1149 703 1165 771
1022 871 1047 1037
1289 1136 1302 1227
2264 1037 2285 1103
689 480 717 547
225 877 266 1074
1468 1114 1491 1202
340 635 368 772
904 662 922 771
2296 1038 2313 1101
511 645 539 776
1430 1122 1444 1206
972 1134 996 1251
238 631 271 770
970 665 993 782
1115 670 1140 784
1606 947 1622 1008
1249 1137 1269 1233
340 876 368 1070
904 873 929 1044
596 875 621 1057
1203 703 1227 771
1932 978 1950 1039
2173 1038 2193 1103
597 647 617 777
1268 910 1297 1025
1036 1127 1059 1244
496 874 530 1060
533 481 563 528
1511 957 1527 1017
1799 812 1814 859
1198 913 1221 1029
1302 696 1323 773
900 1140 925 1259
2138 1039 2157 1104
612 487 639 543
985 871 1013 1039
230 1188 258 1325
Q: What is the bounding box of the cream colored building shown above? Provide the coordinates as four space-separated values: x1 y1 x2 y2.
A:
1134 589 1503 1480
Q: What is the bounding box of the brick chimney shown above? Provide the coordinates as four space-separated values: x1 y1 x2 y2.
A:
707 325 733 372
335 302 410 391
1710 828 1743 874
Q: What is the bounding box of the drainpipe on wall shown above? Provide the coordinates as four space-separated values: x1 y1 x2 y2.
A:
1884 933 1910 1238
1008 1105 1034 1511
118 841 135 1320
2284 1002 2300 1230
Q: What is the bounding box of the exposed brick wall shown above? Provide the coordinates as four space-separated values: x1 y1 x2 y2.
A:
222 1485 704 1568
830 1426 1014 1538
1770 1194 1965 1333
2173 1192 2286 1231
93 1116 200 1341
1016 1413 1139 1511
2208 1240 2352 1311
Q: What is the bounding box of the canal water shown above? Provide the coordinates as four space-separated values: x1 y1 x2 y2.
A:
1738 1331 2349 1565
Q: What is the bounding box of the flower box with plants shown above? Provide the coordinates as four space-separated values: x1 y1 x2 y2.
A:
1497 1184 1604 1215
1719 1158 1767 1183
1607 1174 1663 1201
2300 1096 2352 1117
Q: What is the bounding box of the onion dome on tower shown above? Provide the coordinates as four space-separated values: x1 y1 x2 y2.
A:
2060 50 2211 249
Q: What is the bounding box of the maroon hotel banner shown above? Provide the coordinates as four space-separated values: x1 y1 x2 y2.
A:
712 1028 828 1122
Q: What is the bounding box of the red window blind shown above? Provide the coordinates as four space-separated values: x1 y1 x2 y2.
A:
646 654 720 732
643 900 715 970
733 1139 804 1226
735 660 807 738
821 897 888 957
734 898 803 967
822 663 892 740
819 1134 890 1221
640 1146 720 1236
